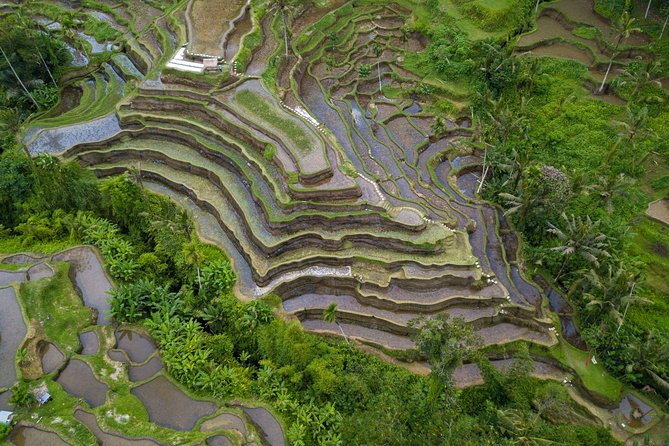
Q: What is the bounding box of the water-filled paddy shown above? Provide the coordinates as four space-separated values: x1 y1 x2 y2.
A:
0 287 27 388
10 426 69 446
53 247 114 324
131 375 217 431
56 359 109 408
39 342 65 374
237 406 285 446
79 330 99 355
115 330 156 364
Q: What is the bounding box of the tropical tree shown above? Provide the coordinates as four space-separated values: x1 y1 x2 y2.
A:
615 60 662 101
0 44 38 108
576 263 649 330
546 213 610 282
409 313 482 393
323 302 350 346
269 0 297 59
598 9 641 93
585 172 635 214
358 63 372 78
371 40 383 94
496 408 556 445
182 241 205 290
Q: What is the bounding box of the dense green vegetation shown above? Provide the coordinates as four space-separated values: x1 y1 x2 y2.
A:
410 0 669 400
2 0 669 444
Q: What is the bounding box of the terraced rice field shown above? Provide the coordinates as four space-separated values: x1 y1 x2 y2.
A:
516 0 652 98
7 0 568 356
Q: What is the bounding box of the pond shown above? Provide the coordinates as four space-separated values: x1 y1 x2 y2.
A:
131 376 217 431
128 356 163 382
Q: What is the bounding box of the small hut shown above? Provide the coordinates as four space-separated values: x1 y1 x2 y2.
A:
32 383 51 405
0 411 14 425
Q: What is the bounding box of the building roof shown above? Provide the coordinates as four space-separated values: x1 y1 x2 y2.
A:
0 411 14 425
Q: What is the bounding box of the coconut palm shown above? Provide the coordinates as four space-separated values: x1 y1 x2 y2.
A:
323 302 350 346
270 0 297 59
546 213 610 282
598 10 641 93
645 0 653 19
371 40 383 94
0 107 23 134
615 60 662 102
615 105 653 145
578 264 649 330
0 45 39 108
586 172 635 214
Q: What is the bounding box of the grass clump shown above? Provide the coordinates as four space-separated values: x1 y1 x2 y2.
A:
17 264 93 353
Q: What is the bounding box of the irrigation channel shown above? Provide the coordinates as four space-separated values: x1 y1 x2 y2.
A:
2 0 666 441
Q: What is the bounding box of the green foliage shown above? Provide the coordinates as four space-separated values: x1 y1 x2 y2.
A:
572 26 599 40
357 64 372 78
9 380 35 408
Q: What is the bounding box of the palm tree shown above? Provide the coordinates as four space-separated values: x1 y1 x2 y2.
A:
0 45 39 108
371 40 383 94
645 0 652 19
16 12 58 88
546 213 610 282
577 264 649 330
0 107 23 134
182 241 205 290
616 60 662 102
323 302 350 346
586 172 634 214
270 0 296 59
615 105 652 145
598 10 641 93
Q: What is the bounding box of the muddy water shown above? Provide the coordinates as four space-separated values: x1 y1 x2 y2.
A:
527 42 594 66
114 54 144 79
1 254 43 265
0 390 11 410
80 330 99 355
56 359 108 408
0 287 27 388
201 412 247 435
10 426 69 446
74 409 164 446
128 356 163 382
206 435 232 446
115 330 156 364
225 5 252 62
26 112 121 155
0 271 26 287
39 342 65 374
612 393 655 428
53 247 113 324
237 406 285 446
27 263 54 281
131 376 217 431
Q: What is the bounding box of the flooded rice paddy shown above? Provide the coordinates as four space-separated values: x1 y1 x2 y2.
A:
56 359 109 408
131 376 217 430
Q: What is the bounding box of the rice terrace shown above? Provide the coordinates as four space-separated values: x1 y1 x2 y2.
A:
0 0 668 444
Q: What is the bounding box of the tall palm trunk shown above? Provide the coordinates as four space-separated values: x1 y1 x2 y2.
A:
661 14 668 39
598 36 623 93
335 321 351 346
0 45 39 108
281 9 289 59
535 0 541 14
644 0 652 19
377 60 382 94
37 49 58 88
